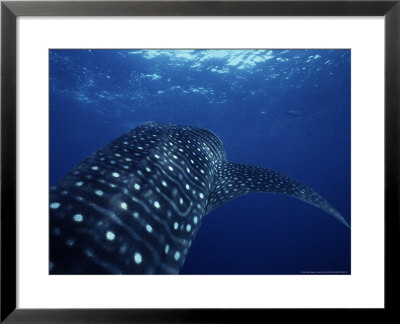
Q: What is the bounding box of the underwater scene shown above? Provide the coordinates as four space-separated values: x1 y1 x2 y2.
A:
49 49 350 275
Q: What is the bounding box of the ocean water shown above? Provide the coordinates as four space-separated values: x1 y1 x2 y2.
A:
50 49 351 275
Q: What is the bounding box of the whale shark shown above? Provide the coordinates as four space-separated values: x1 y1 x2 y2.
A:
49 121 350 274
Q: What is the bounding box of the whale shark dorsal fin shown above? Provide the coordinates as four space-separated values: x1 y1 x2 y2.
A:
207 162 350 229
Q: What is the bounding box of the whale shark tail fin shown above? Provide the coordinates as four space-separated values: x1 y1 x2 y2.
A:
206 162 350 229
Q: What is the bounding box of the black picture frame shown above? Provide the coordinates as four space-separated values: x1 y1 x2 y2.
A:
1 0 399 322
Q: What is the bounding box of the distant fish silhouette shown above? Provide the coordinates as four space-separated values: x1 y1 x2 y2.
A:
49 122 349 274
287 110 302 118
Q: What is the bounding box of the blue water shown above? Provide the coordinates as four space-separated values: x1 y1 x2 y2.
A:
50 49 351 275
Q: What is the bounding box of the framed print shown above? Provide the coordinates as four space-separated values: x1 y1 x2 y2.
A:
1 0 399 322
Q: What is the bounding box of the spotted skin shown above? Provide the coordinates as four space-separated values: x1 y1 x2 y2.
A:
49 122 349 274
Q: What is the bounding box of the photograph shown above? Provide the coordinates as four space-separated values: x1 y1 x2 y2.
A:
49 49 351 275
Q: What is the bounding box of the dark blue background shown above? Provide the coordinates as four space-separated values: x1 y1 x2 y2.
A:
50 49 351 274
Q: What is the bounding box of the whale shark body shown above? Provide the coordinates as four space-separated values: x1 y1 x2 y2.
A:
49 122 349 274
